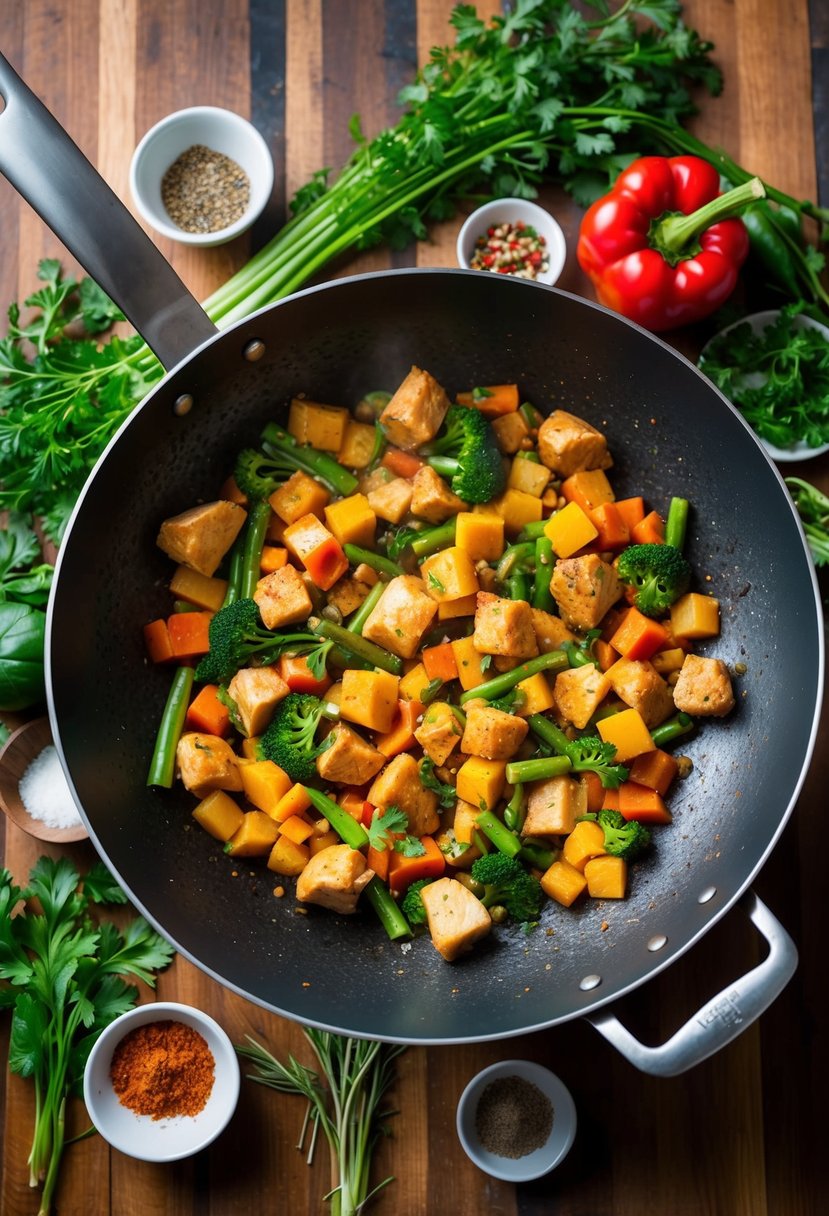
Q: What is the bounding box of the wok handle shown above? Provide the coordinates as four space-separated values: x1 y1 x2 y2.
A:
0 53 217 370
585 890 797 1077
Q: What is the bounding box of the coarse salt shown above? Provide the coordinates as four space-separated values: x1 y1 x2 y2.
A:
18 744 82 830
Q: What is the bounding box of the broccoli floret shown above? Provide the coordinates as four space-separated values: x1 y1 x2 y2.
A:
563 734 629 790
235 424 358 500
258 692 328 782
400 877 433 927
422 405 506 503
469 853 543 923
616 543 692 618
597 808 652 861
195 598 323 685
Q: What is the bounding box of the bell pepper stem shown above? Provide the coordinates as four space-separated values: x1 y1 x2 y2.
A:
654 176 766 260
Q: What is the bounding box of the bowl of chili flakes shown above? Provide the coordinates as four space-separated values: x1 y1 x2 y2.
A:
83 1001 240 1161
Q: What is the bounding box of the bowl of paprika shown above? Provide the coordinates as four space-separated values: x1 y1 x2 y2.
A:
83 1001 240 1162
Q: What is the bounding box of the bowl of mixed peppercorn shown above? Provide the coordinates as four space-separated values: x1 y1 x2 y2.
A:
456 197 567 286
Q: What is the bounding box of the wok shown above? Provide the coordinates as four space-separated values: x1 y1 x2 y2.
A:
0 54 822 1074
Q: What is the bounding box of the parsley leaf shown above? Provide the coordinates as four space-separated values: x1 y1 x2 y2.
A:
365 805 409 851
418 757 457 808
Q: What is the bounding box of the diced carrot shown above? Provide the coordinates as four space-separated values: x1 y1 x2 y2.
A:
590 501 630 550
278 654 332 696
260 545 289 574
366 843 390 883
631 510 665 545
579 770 605 815
560 469 614 514
593 639 619 671
421 642 460 684
388 835 446 894
220 474 247 505
600 605 630 643
338 789 370 820
618 781 673 824
609 606 669 661
455 384 520 417
628 749 679 797
302 535 348 589
601 787 620 811
381 447 423 478
185 684 231 736
375 699 423 758
271 783 313 823
614 496 645 532
166 611 213 659
143 618 174 664
279 814 315 845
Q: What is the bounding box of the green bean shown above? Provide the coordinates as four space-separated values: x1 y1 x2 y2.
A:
532 537 554 611
665 497 689 551
496 541 536 582
364 879 413 940
506 569 530 601
519 841 557 870
222 533 246 607
516 520 548 541
239 499 271 599
459 649 568 704
412 518 456 559
475 810 522 858
527 714 571 753
303 785 368 849
343 544 403 580
311 617 403 675
503 783 525 832
505 754 572 784
147 666 194 788
346 580 384 634
651 712 695 747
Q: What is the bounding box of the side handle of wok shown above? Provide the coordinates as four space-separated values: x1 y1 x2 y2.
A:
0 53 217 370
586 891 797 1077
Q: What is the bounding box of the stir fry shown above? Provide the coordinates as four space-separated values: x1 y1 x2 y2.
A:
144 367 736 962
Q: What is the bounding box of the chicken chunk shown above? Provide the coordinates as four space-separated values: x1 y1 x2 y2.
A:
379 366 450 451
226 665 290 736
473 592 538 659
327 576 371 619
551 554 621 631
537 409 613 478
366 477 413 525
523 774 587 837
605 657 675 728
157 500 247 577
315 723 386 785
461 700 529 761
531 608 576 653
361 574 438 659
672 653 735 717
254 564 314 630
295 845 374 914
420 877 493 962
367 753 440 837
553 663 612 730
410 466 467 523
414 701 464 767
176 732 243 798
491 410 531 454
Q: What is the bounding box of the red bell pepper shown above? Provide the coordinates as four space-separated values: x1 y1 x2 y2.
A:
576 156 764 331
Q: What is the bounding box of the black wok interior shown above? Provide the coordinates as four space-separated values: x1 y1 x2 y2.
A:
47 270 821 1043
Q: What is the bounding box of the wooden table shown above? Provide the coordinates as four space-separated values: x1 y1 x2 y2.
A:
1 2 827 1213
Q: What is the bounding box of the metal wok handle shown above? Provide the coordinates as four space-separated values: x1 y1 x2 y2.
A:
586 891 797 1076
0 52 217 370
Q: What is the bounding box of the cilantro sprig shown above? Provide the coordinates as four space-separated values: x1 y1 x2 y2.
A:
0 857 175 1215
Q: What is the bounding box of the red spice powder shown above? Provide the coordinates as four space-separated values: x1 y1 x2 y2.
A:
109 1019 215 1119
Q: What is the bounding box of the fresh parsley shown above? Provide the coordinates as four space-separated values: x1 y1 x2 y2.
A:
786 476 829 565
0 857 175 1215
0 513 53 608
418 757 458 808
365 805 409 851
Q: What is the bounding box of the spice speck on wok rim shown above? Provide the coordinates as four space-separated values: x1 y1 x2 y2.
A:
110 1019 215 1119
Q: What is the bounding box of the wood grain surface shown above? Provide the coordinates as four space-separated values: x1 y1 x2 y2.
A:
1 2 827 1214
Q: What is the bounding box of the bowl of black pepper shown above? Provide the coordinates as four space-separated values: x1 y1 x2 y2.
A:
456 1059 577 1182
129 106 273 246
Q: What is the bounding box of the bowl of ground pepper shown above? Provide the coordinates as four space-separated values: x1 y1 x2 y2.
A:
129 106 273 246
83 1001 240 1161
456 1059 577 1182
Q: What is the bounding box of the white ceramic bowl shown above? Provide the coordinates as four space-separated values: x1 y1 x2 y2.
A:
456 1059 576 1182
83 1001 240 1161
699 309 829 462
456 198 567 287
129 106 273 246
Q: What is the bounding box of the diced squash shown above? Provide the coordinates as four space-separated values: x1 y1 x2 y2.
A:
560 468 615 513
670 593 721 640
169 565 228 612
337 419 378 468
422 642 460 684
584 854 628 899
609 606 669 661
579 770 606 815
456 756 506 812
339 669 400 734
226 810 280 857
192 790 245 842
259 546 289 575
269 470 330 524
279 814 315 845
544 501 599 558
283 513 348 591
514 671 557 717
562 819 607 872
507 456 550 497
166 611 213 659
240 760 293 817
240 736 260 760
597 707 655 764
420 546 479 601
631 510 665 545
324 493 377 548
651 646 687 675
267 834 311 876
486 488 543 533
288 398 348 451
310 829 341 856
399 662 430 702
618 781 673 824
541 859 588 907
271 783 313 823
450 635 489 692
438 592 479 621
375 699 423 758
455 511 505 562
628 748 679 797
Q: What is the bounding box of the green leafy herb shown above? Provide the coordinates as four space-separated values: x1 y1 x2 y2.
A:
365 804 409 851
238 1031 405 1216
393 835 427 858
471 386 494 401
0 857 174 1215
0 513 53 608
786 476 829 565
0 601 46 711
699 306 829 448
427 571 446 593
419 757 458 808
